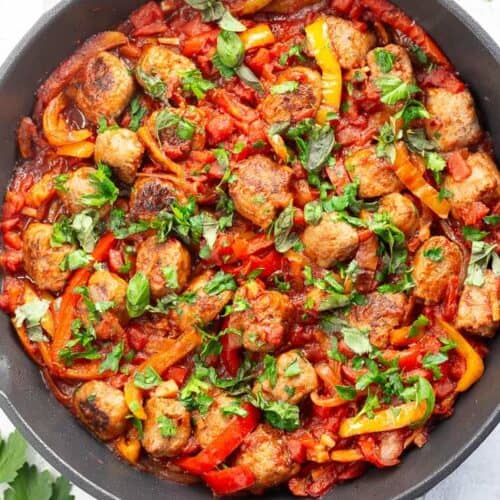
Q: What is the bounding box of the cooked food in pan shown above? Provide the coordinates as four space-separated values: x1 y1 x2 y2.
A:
1 0 498 496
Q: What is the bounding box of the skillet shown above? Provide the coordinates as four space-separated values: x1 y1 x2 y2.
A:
0 1 499 499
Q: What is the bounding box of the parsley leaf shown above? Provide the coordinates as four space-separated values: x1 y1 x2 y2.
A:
157 415 177 437
4 463 53 500
128 96 147 132
181 69 216 100
423 247 444 262
0 430 27 483
81 164 119 208
374 48 396 73
409 314 430 337
274 205 299 253
462 226 488 242
271 81 299 94
99 341 124 374
134 366 162 389
251 393 300 431
342 326 372 355
422 352 448 380
374 75 420 105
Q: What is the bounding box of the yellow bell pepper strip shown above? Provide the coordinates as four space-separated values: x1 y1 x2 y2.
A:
115 436 141 464
42 93 93 147
394 142 450 219
330 449 364 462
436 318 484 392
339 401 428 438
125 329 202 419
56 140 95 158
240 24 275 51
305 17 342 123
137 126 184 178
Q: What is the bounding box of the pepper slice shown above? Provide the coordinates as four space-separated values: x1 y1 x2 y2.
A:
51 232 116 361
177 403 260 474
305 17 343 123
203 466 256 495
394 142 450 219
436 318 484 392
240 24 275 51
338 401 428 438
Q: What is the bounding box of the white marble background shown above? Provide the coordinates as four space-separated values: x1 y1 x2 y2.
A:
0 1 499 499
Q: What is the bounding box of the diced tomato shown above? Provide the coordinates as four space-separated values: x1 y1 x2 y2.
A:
127 325 148 351
164 366 189 386
447 150 471 181
206 112 235 145
442 275 459 321
181 30 217 57
3 231 22 250
0 250 23 273
129 1 167 36
287 438 307 464
108 248 125 274
454 201 490 225
246 48 272 74
418 66 465 93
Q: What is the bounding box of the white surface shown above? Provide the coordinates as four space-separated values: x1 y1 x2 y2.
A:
0 1 499 499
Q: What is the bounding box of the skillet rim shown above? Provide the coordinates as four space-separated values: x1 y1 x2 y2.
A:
0 1 498 499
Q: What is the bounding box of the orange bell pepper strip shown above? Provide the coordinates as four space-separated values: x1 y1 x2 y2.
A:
137 126 184 177
56 140 95 158
436 318 484 392
43 93 92 147
51 233 116 361
177 403 260 474
203 466 256 495
339 401 428 438
394 142 450 219
267 132 290 163
305 17 342 123
330 449 364 462
390 325 425 346
125 329 202 419
115 436 141 464
240 24 275 50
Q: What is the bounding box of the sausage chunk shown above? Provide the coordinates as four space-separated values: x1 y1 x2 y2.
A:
346 147 403 198
170 270 234 331
136 45 195 98
456 270 499 338
23 222 75 292
73 381 128 441
129 177 185 221
229 281 292 352
412 236 462 303
59 166 114 215
88 269 127 315
367 44 414 83
326 16 376 70
94 128 144 184
142 397 191 457
135 236 191 299
424 88 481 152
302 213 359 268
347 291 408 348
70 51 134 123
254 350 318 404
234 424 300 493
193 393 236 448
443 152 500 218
259 67 322 125
150 107 206 161
229 155 293 229
378 193 419 236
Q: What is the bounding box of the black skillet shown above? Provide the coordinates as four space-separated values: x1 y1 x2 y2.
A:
0 1 499 499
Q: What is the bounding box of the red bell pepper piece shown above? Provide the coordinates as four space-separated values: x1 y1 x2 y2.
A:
203 466 256 495
177 403 260 474
129 1 167 36
221 330 243 376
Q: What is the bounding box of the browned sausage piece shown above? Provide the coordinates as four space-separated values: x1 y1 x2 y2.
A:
229 155 293 229
412 236 462 303
228 280 292 352
23 222 75 292
424 88 482 152
73 381 129 441
135 236 191 299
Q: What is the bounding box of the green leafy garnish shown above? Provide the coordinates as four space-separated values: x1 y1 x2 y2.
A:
14 299 50 343
126 272 150 318
181 69 216 100
374 48 396 73
157 415 177 437
81 164 119 208
99 341 124 374
423 247 444 262
271 81 299 94
134 366 162 389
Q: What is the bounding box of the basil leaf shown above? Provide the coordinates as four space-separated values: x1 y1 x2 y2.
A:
305 126 335 172
71 211 99 253
217 30 244 68
342 326 372 355
274 205 299 253
335 385 357 400
126 272 150 318
271 81 299 95
235 64 264 94
462 226 488 242
135 67 167 100
218 9 246 32
14 299 50 343
129 96 147 132
304 200 323 225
